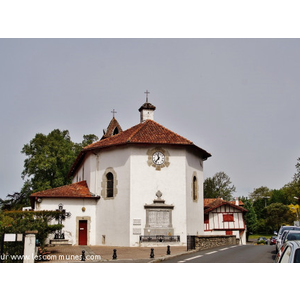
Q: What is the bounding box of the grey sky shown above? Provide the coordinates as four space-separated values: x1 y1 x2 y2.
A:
1 39 300 199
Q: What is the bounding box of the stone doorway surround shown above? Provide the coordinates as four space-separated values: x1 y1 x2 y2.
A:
76 216 91 246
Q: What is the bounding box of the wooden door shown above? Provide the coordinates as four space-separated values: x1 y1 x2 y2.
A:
79 220 87 245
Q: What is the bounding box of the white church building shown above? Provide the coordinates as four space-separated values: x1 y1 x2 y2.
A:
30 94 211 247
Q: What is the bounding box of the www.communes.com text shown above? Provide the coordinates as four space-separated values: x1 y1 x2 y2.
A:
1 254 101 261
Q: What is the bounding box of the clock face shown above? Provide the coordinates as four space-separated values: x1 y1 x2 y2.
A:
152 151 165 165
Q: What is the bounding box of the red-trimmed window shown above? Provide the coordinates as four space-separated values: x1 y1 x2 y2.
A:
223 213 234 222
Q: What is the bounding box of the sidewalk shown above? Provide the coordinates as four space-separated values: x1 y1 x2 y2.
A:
38 244 189 263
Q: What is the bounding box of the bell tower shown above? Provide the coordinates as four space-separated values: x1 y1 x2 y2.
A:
138 90 156 123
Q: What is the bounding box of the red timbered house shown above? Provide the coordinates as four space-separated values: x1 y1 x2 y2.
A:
204 198 248 245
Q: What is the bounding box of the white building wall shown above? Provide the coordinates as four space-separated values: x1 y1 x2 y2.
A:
185 150 204 236
35 198 97 245
207 206 245 230
64 145 206 247
95 146 131 246
129 146 188 246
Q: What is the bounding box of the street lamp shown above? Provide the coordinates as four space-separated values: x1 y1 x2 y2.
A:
292 197 300 226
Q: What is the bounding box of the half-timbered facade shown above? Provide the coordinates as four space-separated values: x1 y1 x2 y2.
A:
204 198 247 245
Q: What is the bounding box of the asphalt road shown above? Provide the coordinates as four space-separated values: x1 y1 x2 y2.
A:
161 244 276 263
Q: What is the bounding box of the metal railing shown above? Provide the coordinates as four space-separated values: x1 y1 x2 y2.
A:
139 235 180 243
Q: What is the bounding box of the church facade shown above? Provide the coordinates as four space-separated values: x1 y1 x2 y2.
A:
30 95 211 247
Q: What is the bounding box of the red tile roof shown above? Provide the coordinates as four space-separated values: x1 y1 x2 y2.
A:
204 198 247 213
84 119 195 150
68 119 211 177
30 181 99 199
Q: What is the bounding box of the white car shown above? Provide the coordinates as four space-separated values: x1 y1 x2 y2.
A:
275 230 300 259
276 240 300 263
275 226 300 253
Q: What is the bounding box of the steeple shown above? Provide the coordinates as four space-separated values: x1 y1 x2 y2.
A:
138 90 156 123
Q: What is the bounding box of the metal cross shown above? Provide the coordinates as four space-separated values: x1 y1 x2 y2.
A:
111 109 117 118
54 203 71 240
144 90 150 103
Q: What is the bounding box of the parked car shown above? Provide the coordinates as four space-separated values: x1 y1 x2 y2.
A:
270 236 277 245
257 237 268 244
275 240 300 263
275 230 300 259
275 226 300 253
276 230 290 253
282 231 300 244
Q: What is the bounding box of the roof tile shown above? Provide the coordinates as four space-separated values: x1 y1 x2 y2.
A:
30 181 99 199
204 198 247 213
69 119 211 177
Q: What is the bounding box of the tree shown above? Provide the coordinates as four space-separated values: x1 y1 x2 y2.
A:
81 134 99 148
2 129 100 210
204 171 236 200
266 203 294 233
249 186 271 220
242 197 257 240
21 129 76 193
0 210 62 261
249 186 271 201
270 189 288 205
21 129 99 193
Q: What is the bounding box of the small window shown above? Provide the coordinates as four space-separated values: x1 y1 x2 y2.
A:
113 127 119 135
106 172 114 198
101 168 118 200
223 214 234 222
193 176 197 201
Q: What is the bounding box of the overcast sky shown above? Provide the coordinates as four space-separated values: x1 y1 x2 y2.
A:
1 38 300 199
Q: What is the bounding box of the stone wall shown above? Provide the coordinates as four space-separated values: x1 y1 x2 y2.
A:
194 235 238 251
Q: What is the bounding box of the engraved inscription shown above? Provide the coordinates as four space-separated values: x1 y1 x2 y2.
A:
148 210 170 228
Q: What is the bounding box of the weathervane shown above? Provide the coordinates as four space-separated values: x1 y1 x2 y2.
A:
144 90 150 103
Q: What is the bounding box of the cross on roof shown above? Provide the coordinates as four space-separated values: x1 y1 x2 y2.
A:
144 90 150 103
111 109 117 118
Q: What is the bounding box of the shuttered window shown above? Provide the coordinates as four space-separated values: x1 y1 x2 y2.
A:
223 213 234 222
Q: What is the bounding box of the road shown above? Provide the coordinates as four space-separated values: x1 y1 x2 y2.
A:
161 244 276 263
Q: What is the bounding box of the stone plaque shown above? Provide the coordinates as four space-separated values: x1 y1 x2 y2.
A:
148 210 170 228
133 218 141 225
133 228 141 235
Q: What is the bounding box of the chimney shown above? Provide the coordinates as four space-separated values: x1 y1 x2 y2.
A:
235 197 239 206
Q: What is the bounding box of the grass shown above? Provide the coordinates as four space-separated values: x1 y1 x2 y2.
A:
249 234 273 240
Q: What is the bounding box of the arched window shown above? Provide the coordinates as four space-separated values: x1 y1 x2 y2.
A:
101 168 118 200
193 176 198 202
106 172 114 198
